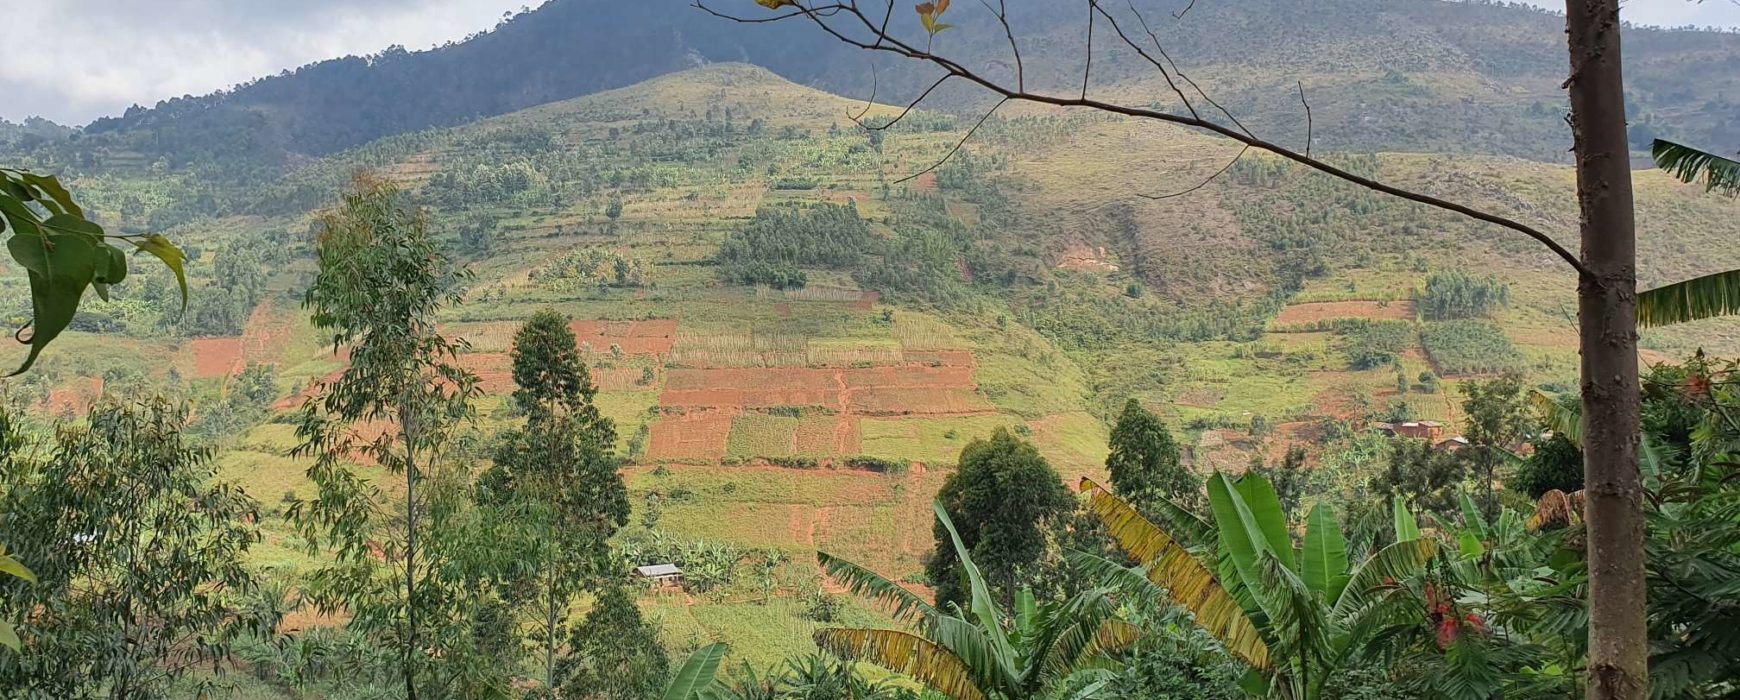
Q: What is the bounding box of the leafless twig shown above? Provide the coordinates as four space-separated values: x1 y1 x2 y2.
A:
896 98 1009 184
1139 144 1250 199
1297 80 1313 158
1083 1 1097 100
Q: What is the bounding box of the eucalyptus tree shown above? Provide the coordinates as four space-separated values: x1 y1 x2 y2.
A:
0 399 263 699
927 428 1073 610
290 174 478 700
478 309 628 694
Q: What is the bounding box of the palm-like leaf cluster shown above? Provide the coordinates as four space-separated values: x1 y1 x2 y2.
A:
813 502 1138 700
1078 474 1436 699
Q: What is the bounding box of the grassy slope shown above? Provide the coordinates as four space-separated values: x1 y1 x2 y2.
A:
13 64 1740 686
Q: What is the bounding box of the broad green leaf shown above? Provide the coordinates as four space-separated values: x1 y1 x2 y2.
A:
1302 503 1348 601
6 231 50 277
0 197 43 238
1232 473 1295 572
0 554 34 584
9 232 99 375
933 501 1012 659
1458 492 1487 541
1457 530 1485 559
1076 479 1269 670
1014 588 1039 643
133 234 188 312
1638 269 1740 328
0 621 17 653
1391 499 1420 542
1207 473 1275 606
1652 138 1740 195
1332 538 1438 618
40 213 103 242
662 642 728 700
21 173 82 217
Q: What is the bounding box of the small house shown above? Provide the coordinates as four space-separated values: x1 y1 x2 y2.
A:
1434 436 1471 453
1393 421 1445 441
634 564 683 588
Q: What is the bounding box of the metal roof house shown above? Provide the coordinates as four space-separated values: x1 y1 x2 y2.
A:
633 564 683 588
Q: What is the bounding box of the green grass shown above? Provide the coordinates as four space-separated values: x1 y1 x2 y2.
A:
857 415 1021 464
726 414 800 459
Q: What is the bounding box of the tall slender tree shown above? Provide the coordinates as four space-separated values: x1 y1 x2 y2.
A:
291 174 477 700
481 309 629 694
1563 1 1646 696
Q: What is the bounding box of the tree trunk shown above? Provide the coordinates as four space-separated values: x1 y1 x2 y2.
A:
1563 1 1647 698
403 412 421 700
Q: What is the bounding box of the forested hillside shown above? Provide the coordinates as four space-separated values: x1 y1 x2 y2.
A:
5 0 1739 185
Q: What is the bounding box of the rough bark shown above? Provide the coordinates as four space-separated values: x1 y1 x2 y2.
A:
1564 0 1648 697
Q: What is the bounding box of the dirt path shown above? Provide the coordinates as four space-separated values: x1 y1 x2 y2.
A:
832 370 858 455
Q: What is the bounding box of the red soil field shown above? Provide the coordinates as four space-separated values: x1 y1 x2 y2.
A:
646 410 733 461
1273 300 1413 326
567 319 677 355
848 388 993 415
190 338 245 379
43 376 103 416
659 361 983 418
454 353 515 394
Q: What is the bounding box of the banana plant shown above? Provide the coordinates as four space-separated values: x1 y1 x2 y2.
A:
1639 139 1740 327
664 642 729 700
1077 473 1437 699
812 501 1138 700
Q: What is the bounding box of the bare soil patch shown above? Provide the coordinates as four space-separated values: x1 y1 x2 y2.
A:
646 410 734 460
1273 300 1413 326
190 338 245 379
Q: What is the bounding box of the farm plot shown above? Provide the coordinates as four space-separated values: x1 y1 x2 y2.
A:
725 415 801 459
1421 320 1524 376
646 410 734 461
857 415 1022 464
189 338 245 379
1272 300 1414 330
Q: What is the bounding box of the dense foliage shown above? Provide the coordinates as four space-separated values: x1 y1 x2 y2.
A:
1415 269 1509 320
0 399 263 698
926 428 1074 609
1420 320 1524 375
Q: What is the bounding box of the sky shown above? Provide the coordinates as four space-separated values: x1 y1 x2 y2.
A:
1 0 535 125
3 0 1737 126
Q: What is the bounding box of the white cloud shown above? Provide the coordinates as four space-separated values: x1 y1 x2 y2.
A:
1512 0 1740 29
1 0 535 124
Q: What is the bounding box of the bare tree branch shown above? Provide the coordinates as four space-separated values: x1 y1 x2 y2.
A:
1173 0 1197 20
1096 1 1198 120
1083 0 1097 100
978 0 1025 92
847 61 880 123
1297 80 1313 159
854 73 953 131
693 0 1593 279
1138 144 1250 199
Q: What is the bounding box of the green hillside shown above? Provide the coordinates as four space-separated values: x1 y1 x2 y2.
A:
8 63 1740 690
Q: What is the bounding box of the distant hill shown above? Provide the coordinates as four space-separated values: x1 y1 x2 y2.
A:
8 0 1740 181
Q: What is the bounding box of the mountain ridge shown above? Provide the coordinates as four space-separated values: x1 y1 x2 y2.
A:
8 0 1740 182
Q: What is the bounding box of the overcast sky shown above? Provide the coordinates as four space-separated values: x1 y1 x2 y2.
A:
3 0 1737 126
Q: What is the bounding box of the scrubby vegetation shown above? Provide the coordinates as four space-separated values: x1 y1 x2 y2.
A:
1421 319 1525 375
